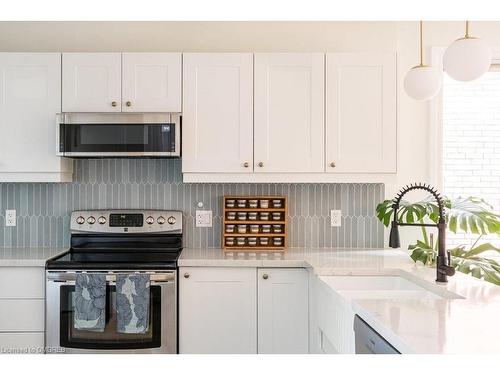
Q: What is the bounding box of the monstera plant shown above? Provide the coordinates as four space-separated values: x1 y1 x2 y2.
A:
376 196 500 285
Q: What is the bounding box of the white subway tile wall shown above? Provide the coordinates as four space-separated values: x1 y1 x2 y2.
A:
0 159 384 249
443 72 500 249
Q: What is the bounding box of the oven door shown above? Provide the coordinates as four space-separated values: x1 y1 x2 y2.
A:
46 271 176 354
56 113 180 158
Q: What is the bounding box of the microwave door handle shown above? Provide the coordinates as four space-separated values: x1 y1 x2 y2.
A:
56 115 63 156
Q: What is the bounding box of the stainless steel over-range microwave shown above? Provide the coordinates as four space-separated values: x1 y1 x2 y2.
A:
56 113 181 158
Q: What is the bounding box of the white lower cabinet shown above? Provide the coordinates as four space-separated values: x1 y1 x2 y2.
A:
179 267 257 354
179 266 309 354
0 333 44 353
257 268 309 354
0 267 45 352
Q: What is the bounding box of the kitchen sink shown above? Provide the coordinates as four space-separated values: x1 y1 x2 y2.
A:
319 275 463 300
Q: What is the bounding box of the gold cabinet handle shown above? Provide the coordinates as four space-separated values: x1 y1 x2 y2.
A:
111 101 118 107
330 161 336 168
262 274 269 280
243 162 249 168
184 273 190 279
258 162 264 168
126 101 132 107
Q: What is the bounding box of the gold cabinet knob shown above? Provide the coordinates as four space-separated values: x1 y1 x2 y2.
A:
126 101 132 107
111 101 118 107
262 274 269 280
258 162 264 168
243 162 249 168
184 273 190 279
330 161 336 168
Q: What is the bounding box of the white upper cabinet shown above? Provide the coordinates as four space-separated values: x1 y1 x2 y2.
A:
254 53 325 173
179 267 257 354
182 53 254 173
0 53 72 182
122 53 181 112
326 52 397 173
62 53 122 112
62 53 182 113
257 268 309 354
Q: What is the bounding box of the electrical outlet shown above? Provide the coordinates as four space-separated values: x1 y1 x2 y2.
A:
196 210 212 228
5 210 16 227
330 210 341 227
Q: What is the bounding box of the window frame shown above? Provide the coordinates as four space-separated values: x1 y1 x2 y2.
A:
429 47 500 191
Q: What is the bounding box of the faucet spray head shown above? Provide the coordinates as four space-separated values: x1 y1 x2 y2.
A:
389 221 401 248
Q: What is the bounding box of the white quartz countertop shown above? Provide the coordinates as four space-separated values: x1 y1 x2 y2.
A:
179 247 500 354
0 247 66 267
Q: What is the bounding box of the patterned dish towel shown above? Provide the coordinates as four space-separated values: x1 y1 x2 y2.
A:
116 274 151 334
74 273 106 332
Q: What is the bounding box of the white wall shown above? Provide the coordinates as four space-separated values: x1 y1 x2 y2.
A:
2 20 500 247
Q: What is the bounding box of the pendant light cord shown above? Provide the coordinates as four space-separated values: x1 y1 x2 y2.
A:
419 20 424 66
465 20 470 38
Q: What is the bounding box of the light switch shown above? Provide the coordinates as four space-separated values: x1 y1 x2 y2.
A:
330 210 341 227
196 210 213 228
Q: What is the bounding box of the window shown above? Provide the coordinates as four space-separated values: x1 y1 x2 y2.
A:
442 68 500 250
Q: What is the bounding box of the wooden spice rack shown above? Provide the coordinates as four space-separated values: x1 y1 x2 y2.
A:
222 195 288 252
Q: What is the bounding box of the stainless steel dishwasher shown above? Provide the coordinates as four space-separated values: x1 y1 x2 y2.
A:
354 315 400 354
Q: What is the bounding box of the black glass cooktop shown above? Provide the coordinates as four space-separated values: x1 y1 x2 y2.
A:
46 233 183 270
46 249 181 270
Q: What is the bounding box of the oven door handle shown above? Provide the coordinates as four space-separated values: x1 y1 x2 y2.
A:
46 272 175 283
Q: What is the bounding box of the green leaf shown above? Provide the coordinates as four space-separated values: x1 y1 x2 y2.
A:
449 215 458 233
447 196 500 235
463 243 500 258
409 240 436 266
376 200 395 227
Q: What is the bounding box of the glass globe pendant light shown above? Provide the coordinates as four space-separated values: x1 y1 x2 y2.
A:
404 21 442 101
443 21 492 81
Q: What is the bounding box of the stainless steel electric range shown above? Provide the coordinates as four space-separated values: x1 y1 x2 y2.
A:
45 210 183 354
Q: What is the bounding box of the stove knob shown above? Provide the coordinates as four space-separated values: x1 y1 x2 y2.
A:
87 216 96 225
167 216 176 225
157 216 166 225
76 216 85 225
98 216 107 225
146 216 155 225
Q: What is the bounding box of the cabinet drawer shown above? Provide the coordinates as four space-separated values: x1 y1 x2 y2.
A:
0 332 44 353
0 267 45 298
0 300 44 331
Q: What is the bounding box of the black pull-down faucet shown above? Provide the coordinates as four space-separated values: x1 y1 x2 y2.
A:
388 183 455 283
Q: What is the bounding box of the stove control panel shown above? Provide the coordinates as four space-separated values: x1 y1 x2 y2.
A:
71 210 183 234
110 213 144 227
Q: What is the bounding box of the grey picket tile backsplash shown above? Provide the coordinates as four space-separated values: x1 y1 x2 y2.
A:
0 159 384 249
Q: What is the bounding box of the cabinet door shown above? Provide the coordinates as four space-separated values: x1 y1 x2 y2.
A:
0 53 71 181
179 267 257 354
182 53 254 173
254 53 325 173
122 53 181 112
326 53 397 173
258 268 309 353
62 53 121 112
